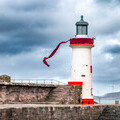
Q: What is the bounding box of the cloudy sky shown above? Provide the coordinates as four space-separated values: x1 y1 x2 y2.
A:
0 0 120 95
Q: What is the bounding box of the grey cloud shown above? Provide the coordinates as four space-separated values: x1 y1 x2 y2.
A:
93 44 120 87
90 16 120 36
95 0 120 5
94 78 120 85
0 17 26 32
95 0 112 3
0 0 66 55
0 46 71 80
0 30 52 55
105 45 120 54
88 0 120 36
1 0 60 11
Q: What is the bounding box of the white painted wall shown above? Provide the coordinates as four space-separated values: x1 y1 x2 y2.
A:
70 44 93 99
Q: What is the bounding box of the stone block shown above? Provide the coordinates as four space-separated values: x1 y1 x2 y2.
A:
0 75 11 83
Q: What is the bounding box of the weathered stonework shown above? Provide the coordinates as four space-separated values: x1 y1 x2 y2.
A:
0 104 112 120
45 85 75 104
0 82 56 103
98 105 120 120
0 82 76 104
0 82 119 120
0 75 11 82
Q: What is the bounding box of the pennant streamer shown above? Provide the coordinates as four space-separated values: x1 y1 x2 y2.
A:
43 40 69 67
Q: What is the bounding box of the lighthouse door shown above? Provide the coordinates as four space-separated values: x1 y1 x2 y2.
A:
73 85 82 104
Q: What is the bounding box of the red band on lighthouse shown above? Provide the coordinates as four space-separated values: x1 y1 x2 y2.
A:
81 99 94 105
70 38 94 44
68 81 83 85
69 44 94 47
43 40 69 67
91 88 93 96
90 65 92 73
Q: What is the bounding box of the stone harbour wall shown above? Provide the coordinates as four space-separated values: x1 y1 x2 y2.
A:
0 104 108 120
0 82 56 103
0 82 76 104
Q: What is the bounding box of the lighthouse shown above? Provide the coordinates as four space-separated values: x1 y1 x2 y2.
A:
68 15 94 105
43 15 94 104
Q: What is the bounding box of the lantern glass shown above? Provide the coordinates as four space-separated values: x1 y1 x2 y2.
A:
76 26 87 35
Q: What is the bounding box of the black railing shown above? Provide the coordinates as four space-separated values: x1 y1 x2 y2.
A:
11 79 66 85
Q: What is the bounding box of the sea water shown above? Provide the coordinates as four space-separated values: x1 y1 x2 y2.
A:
94 99 120 104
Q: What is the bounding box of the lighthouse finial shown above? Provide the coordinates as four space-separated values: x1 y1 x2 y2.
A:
81 15 83 21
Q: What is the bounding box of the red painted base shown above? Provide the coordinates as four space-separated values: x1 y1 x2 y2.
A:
68 81 83 85
81 99 94 105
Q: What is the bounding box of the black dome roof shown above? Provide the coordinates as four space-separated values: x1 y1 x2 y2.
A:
75 15 89 26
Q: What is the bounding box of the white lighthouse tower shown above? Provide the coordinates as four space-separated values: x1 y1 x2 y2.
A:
68 15 94 105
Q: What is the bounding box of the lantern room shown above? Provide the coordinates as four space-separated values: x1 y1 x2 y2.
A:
75 15 89 36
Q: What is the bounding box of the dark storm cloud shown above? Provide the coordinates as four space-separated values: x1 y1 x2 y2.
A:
95 0 112 4
0 0 62 55
105 45 120 54
0 24 53 55
95 0 120 5
0 32 51 55
0 13 55 33
3 0 59 11
0 17 25 32
89 0 120 37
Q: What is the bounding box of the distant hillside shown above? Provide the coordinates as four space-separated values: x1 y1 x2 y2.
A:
94 92 120 99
